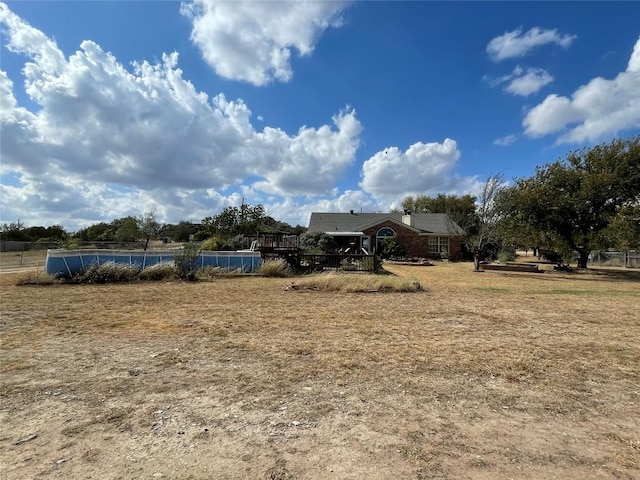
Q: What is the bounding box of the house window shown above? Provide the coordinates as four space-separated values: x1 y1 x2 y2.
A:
429 236 449 254
376 227 395 253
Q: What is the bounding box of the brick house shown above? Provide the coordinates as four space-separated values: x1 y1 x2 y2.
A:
307 212 464 259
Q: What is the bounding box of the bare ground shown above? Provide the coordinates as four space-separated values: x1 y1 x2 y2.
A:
0 259 639 479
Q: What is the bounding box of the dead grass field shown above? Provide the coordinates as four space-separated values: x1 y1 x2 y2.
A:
1 259 639 479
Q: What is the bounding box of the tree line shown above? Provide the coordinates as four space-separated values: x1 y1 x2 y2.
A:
1 208 304 250
398 136 639 269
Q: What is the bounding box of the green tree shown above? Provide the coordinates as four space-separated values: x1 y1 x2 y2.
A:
604 205 640 251
161 221 199 242
113 216 140 243
201 203 265 237
137 212 162 250
0 220 28 241
74 222 113 242
498 137 640 268
299 232 337 253
402 193 477 233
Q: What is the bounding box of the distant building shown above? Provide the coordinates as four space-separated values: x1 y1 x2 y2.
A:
307 212 464 259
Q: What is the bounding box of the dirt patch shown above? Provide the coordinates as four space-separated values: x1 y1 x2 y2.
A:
1 262 639 479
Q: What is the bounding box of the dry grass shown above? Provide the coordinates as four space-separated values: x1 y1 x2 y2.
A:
286 271 422 292
0 261 638 479
0 249 47 270
257 258 292 277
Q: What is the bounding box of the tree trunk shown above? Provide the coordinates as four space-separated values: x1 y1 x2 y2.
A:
473 255 481 272
576 249 589 269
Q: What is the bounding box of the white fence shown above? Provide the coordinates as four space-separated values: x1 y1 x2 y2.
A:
589 251 640 268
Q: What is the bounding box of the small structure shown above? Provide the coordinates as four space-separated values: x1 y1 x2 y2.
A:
237 233 300 254
307 212 464 259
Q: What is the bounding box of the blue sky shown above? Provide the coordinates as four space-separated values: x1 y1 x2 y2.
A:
1 1 639 231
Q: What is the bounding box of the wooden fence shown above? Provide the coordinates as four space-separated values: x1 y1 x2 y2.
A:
297 254 378 272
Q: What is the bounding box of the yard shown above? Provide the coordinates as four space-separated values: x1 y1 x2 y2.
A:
0 257 638 479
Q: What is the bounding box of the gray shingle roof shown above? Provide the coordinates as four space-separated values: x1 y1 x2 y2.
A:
308 213 464 235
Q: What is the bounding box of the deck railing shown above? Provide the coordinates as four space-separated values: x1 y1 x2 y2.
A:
297 254 378 272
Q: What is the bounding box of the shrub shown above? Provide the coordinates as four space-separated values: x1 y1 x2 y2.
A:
299 232 337 253
196 266 226 280
191 230 210 242
174 242 201 281
200 235 235 251
59 237 82 249
257 258 291 277
75 261 140 283
380 235 406 259
498 248 516 264
286 272 423 293
138 261 176 281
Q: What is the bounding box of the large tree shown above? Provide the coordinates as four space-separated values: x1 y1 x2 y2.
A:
137 212 162 250
463 174 505 271
0 220 28 241
201 203 266 237
113 216 140 243
498 137 640 268
402 193 477 232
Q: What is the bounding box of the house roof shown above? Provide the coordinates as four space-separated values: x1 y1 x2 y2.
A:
308 213 464 235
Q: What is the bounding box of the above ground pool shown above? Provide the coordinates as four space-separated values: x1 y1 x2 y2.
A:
45 249 262 277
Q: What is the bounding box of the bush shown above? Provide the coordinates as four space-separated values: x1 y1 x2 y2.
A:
498 248 516 264
191 230 210 242
299 232 337 253
174 242 201 281
257 258 291 277
138 261 176 281
285 272 423 293
59 238 82 249
379 235 406 259
196 266 226 280
74 262 140 283
200 235 235 251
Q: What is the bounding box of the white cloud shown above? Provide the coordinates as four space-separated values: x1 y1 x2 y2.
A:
487 26 576 62
359 139 478 203
250 108 362 196
628 39 640 72
0 3 362 229
0 3 65 74
261 190 379 229
490 65 554 96
505 67 553 96
0 172 244 230
180 0 350 86
493 135 517 146
523 37 640 144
